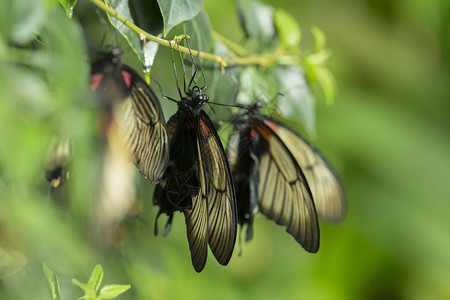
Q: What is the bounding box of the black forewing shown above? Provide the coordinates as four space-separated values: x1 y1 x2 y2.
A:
195 111 237 267
263 117 346 223
153 112 208 272
251 119 320 253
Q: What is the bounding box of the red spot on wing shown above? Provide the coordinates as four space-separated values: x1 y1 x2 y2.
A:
256 125 271 141
199 119 212 136
249 123 271 141
91 73 104 90
120 70 133 88
264 120 279 132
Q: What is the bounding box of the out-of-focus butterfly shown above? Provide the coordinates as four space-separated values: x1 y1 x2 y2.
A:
227 101 346 253
90 47 169 246
153 41 237 272
91 47 169 183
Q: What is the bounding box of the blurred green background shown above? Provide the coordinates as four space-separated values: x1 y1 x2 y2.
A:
0 0 449 299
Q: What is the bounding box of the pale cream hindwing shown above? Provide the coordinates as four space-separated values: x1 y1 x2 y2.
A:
274 125 346 223
258 130 319 253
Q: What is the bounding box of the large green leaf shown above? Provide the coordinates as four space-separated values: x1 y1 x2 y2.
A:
237 0 276 46
157 0 204 36
235 66 277 105
183 10 212 53
273 65 315 132
107 0 163 73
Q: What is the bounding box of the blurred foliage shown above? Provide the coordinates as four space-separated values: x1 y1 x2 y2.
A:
0 0 449 300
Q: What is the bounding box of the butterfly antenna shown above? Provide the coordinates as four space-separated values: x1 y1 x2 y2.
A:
152 78 177 103
176 40 189 94
182 38 200 90
207 103 216 114
187 38 207 90
96 9 108 50
169 42 183 98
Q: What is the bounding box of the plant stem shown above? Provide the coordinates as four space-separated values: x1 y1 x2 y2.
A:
89 0 294 68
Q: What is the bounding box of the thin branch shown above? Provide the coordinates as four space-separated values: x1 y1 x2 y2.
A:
90 0 299 69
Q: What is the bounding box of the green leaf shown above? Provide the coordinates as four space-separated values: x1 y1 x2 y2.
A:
0 0 45 45
314 66 336 105
237 0 276 45
87 265 104 292
183 10 212 53
57 0 77 18
107 0 161 73
273 65 315 133
311 26 326 53
157 0 204 36
98 284 131 299
236 66 277 105
274 9 301 49
43 264 61 300
72 278 96 299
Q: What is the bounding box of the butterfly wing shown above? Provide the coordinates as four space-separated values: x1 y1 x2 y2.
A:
264 118 346 223
120 66 169 183
183 132 208 272
252 121 320 253
197 111 237 266
91 60 169 184
153 112 208 272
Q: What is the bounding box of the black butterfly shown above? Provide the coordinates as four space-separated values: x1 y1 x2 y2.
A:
227 102 346 253
153 44 237 272
91 47 169 183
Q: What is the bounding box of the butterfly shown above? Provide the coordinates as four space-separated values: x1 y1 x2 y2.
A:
153 42 237 272
227 101 346 253
91 47 169 183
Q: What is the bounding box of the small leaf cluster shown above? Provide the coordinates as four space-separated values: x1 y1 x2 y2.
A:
43 264 130 300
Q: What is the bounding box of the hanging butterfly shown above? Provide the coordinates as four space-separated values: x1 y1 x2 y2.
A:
91 47 169 183
153 41 237 272
227 101 346 253
90 47 169 246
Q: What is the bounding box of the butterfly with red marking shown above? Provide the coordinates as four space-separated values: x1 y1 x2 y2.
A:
227 101 346 253
90 47 169 246
91 48 169 183
91 47 169 184
153 43 237 272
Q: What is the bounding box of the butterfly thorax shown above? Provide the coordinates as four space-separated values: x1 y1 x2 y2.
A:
178 87 209 116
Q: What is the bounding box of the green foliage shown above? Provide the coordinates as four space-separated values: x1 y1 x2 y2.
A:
302 26 336 105
43 264 61 300
274 9 301 50
72 265 130 300
57 0 78 18
158 0 204 36
43 264 129 300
